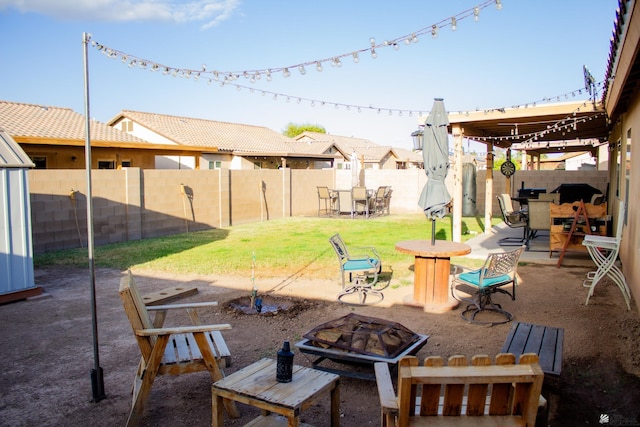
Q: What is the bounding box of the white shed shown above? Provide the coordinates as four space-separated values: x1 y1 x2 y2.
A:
0 129 40 303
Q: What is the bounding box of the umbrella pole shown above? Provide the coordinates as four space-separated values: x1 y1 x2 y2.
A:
431 219 436 245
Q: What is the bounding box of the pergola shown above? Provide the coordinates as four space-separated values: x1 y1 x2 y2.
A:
444 100 610 241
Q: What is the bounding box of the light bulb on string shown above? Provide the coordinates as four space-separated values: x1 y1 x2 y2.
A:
371 49 377 59
298 65 306 75
495 0 503 10
316 61 323 72
451 17 457 31
474 7 480 21
283 68 290 78
352 52 359 63
431 25 438 38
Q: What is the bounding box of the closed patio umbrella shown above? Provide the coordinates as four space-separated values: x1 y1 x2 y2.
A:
418 98 451 244
350 150 359 187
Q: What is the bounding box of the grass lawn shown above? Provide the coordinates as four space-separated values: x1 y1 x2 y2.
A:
35 214 502 283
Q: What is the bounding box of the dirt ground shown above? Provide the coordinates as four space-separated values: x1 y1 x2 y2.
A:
1 264 640 427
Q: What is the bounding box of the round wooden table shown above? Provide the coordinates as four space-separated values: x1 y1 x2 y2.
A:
395 240 471 313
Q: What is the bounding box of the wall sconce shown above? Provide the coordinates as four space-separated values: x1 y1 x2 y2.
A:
411 128 424 151
71 156 77 162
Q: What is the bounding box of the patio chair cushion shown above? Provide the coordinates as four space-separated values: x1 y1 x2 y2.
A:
459 270 511 288
343 258 380 272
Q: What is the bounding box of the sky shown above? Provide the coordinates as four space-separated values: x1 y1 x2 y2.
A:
0 0 620 152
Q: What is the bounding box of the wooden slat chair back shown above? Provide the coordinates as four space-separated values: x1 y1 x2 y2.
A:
375 353 544 427
119 270 239 426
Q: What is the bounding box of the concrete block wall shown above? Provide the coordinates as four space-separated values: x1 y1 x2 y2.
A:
141 169 223 237
27 168 608 253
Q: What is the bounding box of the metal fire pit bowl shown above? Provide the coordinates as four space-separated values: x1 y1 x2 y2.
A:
296 313 428 380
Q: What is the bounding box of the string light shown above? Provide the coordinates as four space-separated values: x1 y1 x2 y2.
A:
89 0 501 82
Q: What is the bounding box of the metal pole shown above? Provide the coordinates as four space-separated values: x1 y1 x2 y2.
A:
83 32 105 403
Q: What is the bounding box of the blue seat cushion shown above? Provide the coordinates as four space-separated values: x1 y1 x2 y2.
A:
343 258 379 272
460 270 511 288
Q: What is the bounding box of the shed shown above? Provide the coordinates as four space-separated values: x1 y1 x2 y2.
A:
0 128 40 303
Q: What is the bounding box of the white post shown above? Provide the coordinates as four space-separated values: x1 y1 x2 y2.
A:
452 125 463 242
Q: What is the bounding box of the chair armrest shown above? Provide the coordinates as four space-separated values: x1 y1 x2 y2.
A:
147 301 219 311
351 246 380 259
374 362 398 415
507 212 527 223
136 323 232 336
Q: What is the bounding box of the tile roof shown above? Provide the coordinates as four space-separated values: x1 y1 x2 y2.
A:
296 131 395 162
0 100 147 143
110 110 317 154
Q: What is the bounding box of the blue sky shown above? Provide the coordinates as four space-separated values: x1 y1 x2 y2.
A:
0 0 619 151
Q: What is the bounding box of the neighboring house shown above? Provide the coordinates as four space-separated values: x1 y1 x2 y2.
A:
107 111 338 170
535 151 597 171
0 100 209 169
295 131 422 170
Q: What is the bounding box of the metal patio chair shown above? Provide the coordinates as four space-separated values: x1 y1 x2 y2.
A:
317 186 337 216
497 193 530 246
329 233 383 304
451 245 525 326
583 201 631 309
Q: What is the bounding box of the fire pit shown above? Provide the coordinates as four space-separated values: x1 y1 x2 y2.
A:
296 313 428 380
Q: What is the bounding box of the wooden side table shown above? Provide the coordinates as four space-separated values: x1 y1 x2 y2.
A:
211 358 340 426
395 240 471 313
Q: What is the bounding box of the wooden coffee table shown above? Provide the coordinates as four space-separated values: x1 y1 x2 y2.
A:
211 358 340 426
395 240 471 313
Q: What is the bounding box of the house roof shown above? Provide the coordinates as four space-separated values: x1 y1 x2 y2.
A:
0 100 148 144
603 0 639 124
108 110 325 156
0 129 34 168
295 131 399 162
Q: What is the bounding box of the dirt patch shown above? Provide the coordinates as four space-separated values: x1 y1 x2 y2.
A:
1 264 639 426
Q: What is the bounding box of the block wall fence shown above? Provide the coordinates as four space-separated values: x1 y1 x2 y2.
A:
27 168 608 254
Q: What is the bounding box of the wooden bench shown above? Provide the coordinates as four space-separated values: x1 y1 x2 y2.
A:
501 322 564 384
375 353 544 427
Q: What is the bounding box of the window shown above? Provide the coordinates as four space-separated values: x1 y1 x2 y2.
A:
253 161 263 169
98 160 115 169
625 129 631 224
121 160 132 167
121 121 133 132
209 160 222 169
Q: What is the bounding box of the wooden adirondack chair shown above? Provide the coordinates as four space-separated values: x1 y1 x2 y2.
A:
119 270 239 426
375 353 544 427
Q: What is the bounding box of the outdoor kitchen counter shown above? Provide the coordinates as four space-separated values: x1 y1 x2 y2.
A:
395 240 471 313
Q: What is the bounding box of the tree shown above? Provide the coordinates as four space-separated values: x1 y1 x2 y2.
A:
283 122 326 138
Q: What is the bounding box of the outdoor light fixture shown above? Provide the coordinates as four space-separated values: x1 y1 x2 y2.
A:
411 128 424 151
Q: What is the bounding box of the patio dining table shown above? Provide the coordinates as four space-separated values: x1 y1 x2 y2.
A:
333 188 374 217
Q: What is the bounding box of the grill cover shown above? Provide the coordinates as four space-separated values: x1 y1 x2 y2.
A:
303 313 421 359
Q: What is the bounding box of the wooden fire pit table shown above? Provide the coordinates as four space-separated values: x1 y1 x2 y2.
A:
395 239 471 313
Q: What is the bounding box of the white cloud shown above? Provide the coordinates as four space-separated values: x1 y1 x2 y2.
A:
0 0 241 29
